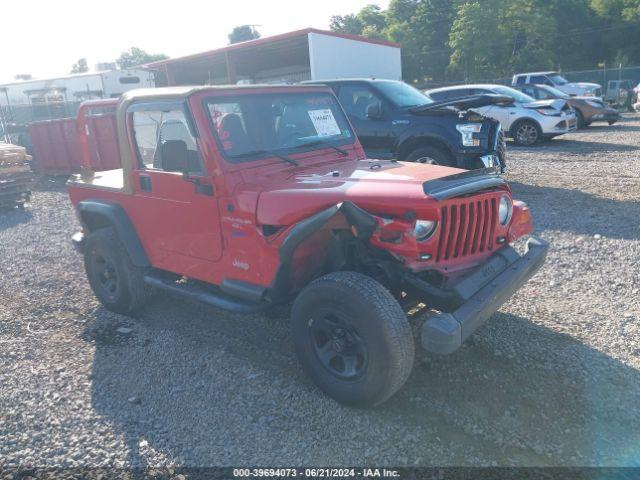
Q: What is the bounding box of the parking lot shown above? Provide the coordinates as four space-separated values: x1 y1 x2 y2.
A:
1 115 639 468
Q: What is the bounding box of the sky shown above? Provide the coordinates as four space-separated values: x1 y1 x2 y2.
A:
0 0 388 83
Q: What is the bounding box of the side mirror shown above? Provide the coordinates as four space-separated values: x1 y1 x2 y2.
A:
366 102 383 119
159 140 189 173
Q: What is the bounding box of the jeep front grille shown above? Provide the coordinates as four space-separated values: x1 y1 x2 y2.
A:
436 198 498 262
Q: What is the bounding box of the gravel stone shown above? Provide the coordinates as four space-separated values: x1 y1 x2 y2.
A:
0 116 639 467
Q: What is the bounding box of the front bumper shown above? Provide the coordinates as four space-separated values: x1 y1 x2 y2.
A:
590 110 620 122
417 236 549 354
541 113 577 135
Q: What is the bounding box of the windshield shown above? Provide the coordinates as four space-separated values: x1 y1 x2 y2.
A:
206 92 355 162
540 85 570 98
492 85 535 103
374 80 433 108
549 74 569 85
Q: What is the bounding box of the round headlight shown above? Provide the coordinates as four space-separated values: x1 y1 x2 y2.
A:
413 220 437 241
498 194 513 225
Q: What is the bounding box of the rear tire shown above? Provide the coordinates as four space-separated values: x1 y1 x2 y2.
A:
512 120 542 146
291 271 415 408
405 145 454 166
84 227 152 315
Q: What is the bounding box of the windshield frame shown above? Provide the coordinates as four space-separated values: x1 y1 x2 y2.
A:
202 91 357 165
371 80 433 109
548 74 569 86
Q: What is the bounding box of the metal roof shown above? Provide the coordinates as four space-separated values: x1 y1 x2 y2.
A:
143 28 400 69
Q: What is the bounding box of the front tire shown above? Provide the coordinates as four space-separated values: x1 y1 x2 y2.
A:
84 227 152 315
575 109 585 129
291 271 415 408
512 120 542 146
405 145 454 166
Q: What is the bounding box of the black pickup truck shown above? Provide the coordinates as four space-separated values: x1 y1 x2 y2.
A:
303 78 508 171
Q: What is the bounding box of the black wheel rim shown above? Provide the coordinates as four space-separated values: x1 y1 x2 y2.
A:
516 124 538 145
92 252 119 300
309 310 368 380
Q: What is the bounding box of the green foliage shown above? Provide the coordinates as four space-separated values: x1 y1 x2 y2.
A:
116 47 168 69
228 25 261 44
330 0 640 84
70 58 88 74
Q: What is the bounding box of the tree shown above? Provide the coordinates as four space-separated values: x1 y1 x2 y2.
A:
330 0 640 84
329 13 364 34
116 47 168 69
385 0 456 83
71 58 88 74
330 4 387 38
228 25 261 44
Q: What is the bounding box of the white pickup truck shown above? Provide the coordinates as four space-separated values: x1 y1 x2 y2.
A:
512 72 602 98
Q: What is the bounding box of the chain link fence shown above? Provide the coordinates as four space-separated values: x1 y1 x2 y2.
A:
420 65 640 91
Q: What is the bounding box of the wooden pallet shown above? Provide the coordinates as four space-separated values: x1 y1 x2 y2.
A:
0 143 34 208
0 142 30 164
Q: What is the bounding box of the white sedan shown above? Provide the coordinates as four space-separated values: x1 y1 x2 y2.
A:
425 84 577 146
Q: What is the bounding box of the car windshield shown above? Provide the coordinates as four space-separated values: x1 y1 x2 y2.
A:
539 85 570 99
374 80 433 108
549 74 569 85
491 85 535 103
206 92 355 162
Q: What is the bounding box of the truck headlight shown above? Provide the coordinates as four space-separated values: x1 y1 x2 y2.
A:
413 220 437 241
456 123 482 146
498 194 513 225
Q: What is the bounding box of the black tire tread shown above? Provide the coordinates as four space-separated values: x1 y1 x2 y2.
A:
292 271 414 407
511 119 542 146
84 227 151 315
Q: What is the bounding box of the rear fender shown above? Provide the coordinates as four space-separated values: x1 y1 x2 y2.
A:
76 200 150 267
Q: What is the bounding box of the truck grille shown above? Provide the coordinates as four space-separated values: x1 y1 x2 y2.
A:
436 198 498 262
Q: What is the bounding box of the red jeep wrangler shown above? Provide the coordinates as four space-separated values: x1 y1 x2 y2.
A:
67 85 548 407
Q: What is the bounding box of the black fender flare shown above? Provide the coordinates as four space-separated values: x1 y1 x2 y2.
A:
77 200 150 267
269 201 377 301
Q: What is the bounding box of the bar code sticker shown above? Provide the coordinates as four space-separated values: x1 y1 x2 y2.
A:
308 109 341 137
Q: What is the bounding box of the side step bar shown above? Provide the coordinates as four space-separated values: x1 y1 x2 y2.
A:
143 274 271 314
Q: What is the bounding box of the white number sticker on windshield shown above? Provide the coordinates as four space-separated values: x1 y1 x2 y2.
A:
308 109 341 137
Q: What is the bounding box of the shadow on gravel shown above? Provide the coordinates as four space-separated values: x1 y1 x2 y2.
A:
85 297 640 466
0 207 33 230
508 138 639 153
509 182 640 240
582 124 640 133
32 175 70 193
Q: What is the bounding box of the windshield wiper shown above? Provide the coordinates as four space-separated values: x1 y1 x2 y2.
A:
232 149 298 166
293 140 349 156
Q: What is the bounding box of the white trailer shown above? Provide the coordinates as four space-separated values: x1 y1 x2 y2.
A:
0 69 155 107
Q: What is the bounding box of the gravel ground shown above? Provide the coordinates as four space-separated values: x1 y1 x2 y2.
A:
1 115 639 468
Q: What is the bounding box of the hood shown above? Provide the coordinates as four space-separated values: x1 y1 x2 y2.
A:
522 98 567 110
568 82 601 89
255 159 506 226
412 94 514 113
